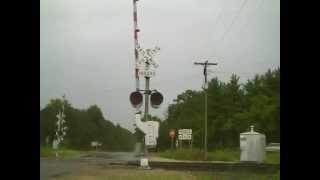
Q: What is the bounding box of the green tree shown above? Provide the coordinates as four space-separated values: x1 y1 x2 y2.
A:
40 98 136 151
158 68 280 149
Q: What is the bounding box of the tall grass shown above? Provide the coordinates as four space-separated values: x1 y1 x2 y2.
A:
207 148 240 161
265 151 280 164
157 148 279 163
158 148 240 161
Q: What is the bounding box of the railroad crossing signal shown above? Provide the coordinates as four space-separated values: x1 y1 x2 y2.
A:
130 91 143 108
150 91 163 108
129 90 163 109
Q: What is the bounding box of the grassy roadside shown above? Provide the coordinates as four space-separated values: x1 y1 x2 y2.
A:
156 148 280 164
40 146 85 158
57 165 280 180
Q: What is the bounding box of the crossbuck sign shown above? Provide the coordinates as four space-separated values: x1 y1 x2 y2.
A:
178 129 192 140
136 46 160 77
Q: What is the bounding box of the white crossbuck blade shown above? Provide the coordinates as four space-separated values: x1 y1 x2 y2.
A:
136 46 160 69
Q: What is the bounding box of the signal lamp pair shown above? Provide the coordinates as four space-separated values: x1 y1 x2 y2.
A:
130 90 163 109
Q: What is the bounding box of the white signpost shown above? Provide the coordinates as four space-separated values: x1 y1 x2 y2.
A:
178 129 193 149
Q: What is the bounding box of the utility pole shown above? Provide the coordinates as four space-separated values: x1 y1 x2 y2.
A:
194 60 217 160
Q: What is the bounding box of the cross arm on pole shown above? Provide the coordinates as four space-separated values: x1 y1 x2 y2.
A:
206 63 218 65
194 62 218 66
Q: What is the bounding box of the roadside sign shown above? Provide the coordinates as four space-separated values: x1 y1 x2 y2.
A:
145 121 159 147
169 129 175 138
52 139 58 150
178 129 192 140
145 134 156 146
138 70 155 77
91 141 97 147
178 129 192 135
140 158 149 167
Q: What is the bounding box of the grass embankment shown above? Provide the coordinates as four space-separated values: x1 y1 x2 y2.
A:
264 151 280 164
157 148 280 164
57 165 280 180
40 146 84 158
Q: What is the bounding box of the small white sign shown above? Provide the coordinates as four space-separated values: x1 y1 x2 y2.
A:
140 158 149 167
91 141 102 147
91 141 98 147
145 135 157 146
178 129 192 135
53 140 59 150
178 129 192 140
179 135 192 140
139 70 155 77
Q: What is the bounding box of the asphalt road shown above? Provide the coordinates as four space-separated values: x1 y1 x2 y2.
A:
40 152 139 180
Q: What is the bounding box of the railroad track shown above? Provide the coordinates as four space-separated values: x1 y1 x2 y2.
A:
75 153 280 173
122 160 280 173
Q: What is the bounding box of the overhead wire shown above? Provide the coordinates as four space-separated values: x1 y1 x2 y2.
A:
211 0 250 60
70 1 266 97
211 0 272 68
216 0 249 45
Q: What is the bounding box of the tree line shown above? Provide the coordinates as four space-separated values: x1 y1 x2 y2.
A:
156 67 280 150
41 67 279 152
40 99 136 151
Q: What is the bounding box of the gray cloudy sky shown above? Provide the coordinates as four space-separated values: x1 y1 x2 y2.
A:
40 0 280 132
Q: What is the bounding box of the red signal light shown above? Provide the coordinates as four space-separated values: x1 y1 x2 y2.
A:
169 129 175 138
150 91 163 108
130 91 143 108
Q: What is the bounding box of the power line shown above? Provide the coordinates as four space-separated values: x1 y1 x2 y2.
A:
207 70 262 75
226 0 262 42
209 5 225 42
211 0 272 66
217 0 249 44
210 0 250 59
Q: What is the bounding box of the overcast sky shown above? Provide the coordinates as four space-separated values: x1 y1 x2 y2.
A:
40 0 280 132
